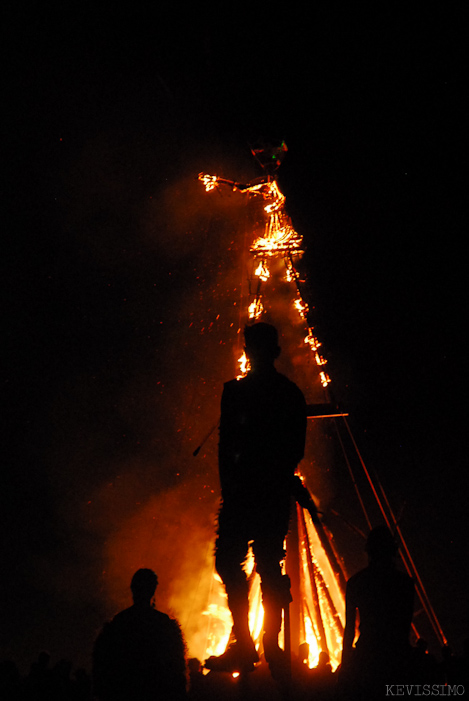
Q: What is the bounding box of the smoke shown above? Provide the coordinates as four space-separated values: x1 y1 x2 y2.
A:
10 144 261 668
5 121 349 670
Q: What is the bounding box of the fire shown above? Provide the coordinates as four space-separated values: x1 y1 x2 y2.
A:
248 298 264 320
199 173 218 192
198 169 332 381
244 549 265 647
202 599 233 658
284 267 294 283
237 351 250 379
294 298 309 320
320 372 331 388
255 260 270 281
315 353 327 367
199 501 345 670
250 214 303 256
304 330 321 352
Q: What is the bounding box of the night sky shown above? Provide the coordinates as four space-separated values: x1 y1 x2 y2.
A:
3 3 467 672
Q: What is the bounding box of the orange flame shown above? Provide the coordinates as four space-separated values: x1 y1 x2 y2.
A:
199 173 219 192
248 298 264 320
255 261 270 281
294 298 309 320
237 351 250 379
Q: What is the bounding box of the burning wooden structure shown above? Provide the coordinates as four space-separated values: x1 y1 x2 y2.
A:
196 144 446 671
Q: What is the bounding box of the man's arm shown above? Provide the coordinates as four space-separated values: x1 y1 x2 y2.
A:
218 381 239 497
290 384 307 465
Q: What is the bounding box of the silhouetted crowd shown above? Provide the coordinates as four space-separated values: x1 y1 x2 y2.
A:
2 326 467 699
1 637 468 700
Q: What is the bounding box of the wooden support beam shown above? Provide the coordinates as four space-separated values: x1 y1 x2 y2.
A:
306 403 348 419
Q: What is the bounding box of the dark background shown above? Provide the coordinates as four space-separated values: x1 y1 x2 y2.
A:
3 2 467 671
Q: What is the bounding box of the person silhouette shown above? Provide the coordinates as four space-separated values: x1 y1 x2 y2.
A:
340 526 415 699
206 323 307 676
93 568 187 700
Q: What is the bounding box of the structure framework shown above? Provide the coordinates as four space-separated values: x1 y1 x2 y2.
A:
197 145 446 669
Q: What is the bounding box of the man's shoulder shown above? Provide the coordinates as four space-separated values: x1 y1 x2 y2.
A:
347 564 414 590
110 606 134 624
110 606 176 626
347 567 367 588
271 371 306 406
223 378 239 391
275 371 304 391
149 608 184 634
226 371 304 395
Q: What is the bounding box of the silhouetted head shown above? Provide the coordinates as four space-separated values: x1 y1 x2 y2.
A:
244 323 280 369
298 642 309 664
130 568 158 606
365 526 398 562
318 651 330 667
188 658 202 674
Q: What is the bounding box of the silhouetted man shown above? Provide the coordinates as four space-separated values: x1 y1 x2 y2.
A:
206 323 307 675
93 568 187 700
340 526 415 699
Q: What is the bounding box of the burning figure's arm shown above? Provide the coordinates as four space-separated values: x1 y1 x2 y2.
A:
217 379 242 500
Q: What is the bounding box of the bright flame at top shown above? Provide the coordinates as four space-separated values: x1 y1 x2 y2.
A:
198 170 332 385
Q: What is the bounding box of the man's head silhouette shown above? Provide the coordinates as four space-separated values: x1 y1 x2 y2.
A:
365 526 398 562
130 568 158 606
244 323 280 369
